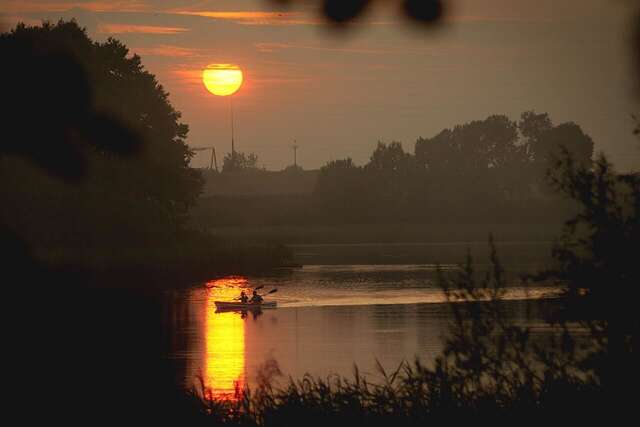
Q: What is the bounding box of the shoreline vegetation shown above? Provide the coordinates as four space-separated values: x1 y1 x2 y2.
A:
37 237 295 287
204 223 562 245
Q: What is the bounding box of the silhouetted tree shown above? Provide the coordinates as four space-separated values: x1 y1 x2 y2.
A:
308 111 593 225
543 150 639 395
517 111 594 195
315 158 369 222
222 151 260 172
1 20 202 249
283 164 304 173
416 115 522 172
367 141 412 172
519 111 554 157
1 20 205 424
415 115 528 205
1 20 140 181
365 141 415 217
532 123 594 170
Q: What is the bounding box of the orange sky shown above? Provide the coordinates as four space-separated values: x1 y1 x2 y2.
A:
2 0 639 170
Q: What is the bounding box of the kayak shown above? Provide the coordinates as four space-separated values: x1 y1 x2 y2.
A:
214 301 277 311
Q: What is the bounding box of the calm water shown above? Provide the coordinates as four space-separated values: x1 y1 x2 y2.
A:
168 262 560 399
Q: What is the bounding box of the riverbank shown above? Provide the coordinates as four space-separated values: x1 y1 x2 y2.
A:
33 232 295 288
208 223 562 245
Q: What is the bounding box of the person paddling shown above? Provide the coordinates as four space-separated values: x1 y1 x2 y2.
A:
249 290 263 304
238 291 248 304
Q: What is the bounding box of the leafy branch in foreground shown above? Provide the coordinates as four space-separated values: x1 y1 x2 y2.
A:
542 149 639 398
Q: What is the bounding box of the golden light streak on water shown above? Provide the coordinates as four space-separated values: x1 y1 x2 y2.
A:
204 277 248 399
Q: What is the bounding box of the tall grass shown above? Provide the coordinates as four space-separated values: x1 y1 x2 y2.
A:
190 359 600 426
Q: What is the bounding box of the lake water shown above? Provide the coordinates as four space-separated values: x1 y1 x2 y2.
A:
168 260 561 399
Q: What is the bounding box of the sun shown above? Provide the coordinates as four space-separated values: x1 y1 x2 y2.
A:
202 64 244 96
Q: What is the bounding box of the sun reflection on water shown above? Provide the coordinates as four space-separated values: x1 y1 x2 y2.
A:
204 276 248 399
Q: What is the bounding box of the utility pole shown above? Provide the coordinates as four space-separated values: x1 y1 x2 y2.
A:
230 97 235 161
211 146 218 171
292 140 299 168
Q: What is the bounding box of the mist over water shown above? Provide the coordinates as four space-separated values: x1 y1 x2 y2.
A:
204 264 559 308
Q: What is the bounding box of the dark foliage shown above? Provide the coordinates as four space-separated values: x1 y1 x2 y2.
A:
540 151 640 399
269 0 445 26
194 112 589 227
1 20 203 254
0 21 140 181
223 151 261 173
308 112 591 224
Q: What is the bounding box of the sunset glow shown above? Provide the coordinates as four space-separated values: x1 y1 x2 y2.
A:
202 64 244 97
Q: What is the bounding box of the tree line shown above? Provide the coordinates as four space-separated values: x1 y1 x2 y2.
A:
193 113 592 227
314 112 593 224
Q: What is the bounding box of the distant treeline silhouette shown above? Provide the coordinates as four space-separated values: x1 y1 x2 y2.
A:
317 112 592 222
223 151 260 172
193 112 591 226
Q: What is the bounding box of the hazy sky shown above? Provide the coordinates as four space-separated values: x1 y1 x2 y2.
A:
2 0 639 170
